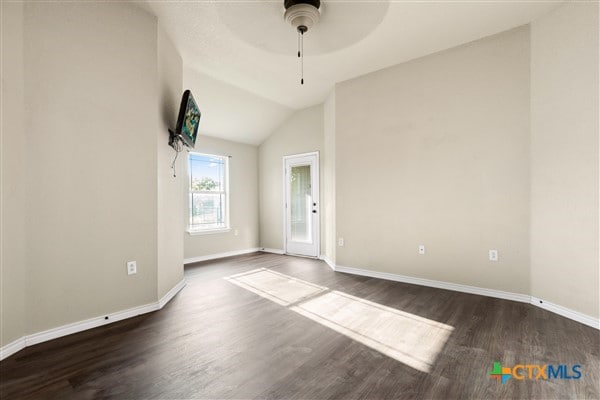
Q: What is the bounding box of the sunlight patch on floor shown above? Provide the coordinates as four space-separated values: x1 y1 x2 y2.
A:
291 290 453 372
226 269 454 373
225 268 327 306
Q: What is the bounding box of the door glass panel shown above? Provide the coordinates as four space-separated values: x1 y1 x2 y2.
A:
290 165 312 243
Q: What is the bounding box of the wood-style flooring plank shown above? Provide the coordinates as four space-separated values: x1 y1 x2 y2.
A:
1 252 598 399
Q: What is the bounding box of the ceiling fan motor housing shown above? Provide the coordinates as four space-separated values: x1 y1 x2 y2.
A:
284 0 321 32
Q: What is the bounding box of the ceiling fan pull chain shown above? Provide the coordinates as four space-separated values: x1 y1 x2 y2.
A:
300 30 304 85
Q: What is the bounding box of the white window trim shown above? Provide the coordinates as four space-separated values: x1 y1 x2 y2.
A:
187 152 230 234
187 227 231 236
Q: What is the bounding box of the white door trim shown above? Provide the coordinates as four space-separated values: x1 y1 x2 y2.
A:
282 151 320 257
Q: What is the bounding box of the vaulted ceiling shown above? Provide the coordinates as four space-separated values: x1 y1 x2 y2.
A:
143 0 562 144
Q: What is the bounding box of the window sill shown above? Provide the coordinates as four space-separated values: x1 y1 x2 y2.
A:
187 228 231 236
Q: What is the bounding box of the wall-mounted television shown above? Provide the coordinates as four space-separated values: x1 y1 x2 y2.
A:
170 90 200 149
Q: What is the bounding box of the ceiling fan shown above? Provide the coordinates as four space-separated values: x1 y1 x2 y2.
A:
283 0 321 85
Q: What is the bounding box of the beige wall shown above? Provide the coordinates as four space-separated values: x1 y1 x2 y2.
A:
23 3 159 333
184 136 259 259
1 2 188 349
258 105 325 252
323 91 336 263
157 27 185 298
335 27 531 294
530 2 599 318
1 1 27 347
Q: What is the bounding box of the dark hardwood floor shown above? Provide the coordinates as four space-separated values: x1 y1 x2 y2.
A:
1 252 598 399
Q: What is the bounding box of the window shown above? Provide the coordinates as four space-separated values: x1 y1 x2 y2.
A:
188 153 229 233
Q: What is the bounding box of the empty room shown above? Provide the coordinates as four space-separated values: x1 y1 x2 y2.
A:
1 0 598 399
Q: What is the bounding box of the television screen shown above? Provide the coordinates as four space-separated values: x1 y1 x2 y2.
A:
175 90 201 148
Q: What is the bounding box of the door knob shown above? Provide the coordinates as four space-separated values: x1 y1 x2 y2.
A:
312 210 317 213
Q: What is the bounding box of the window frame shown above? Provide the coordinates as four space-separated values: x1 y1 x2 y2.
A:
187 152 230 235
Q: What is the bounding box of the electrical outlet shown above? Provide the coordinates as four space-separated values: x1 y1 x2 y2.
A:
489 250 498 262
338 238 344 247
418 245 425 255
234 229 239 236
127 261 137 275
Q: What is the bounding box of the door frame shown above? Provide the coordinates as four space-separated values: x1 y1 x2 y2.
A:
282 151 320 257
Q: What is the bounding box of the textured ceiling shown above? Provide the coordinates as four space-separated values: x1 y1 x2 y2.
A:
184 67 294 145
216 0 390 55
144 0 562 144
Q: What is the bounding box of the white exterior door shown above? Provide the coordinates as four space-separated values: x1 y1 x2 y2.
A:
284 152 319 257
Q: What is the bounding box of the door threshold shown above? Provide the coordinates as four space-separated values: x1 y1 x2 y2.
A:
284 253 318 260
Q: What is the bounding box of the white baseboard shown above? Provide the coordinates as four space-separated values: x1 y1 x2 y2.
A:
184 248 260 264
530 296 599 329
158 279 187 309
0 337 26 361
24 302 159 348
335 265 530 303
334 264 599 329
260 248 285 255
318 255 335 271
0 279 186 361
